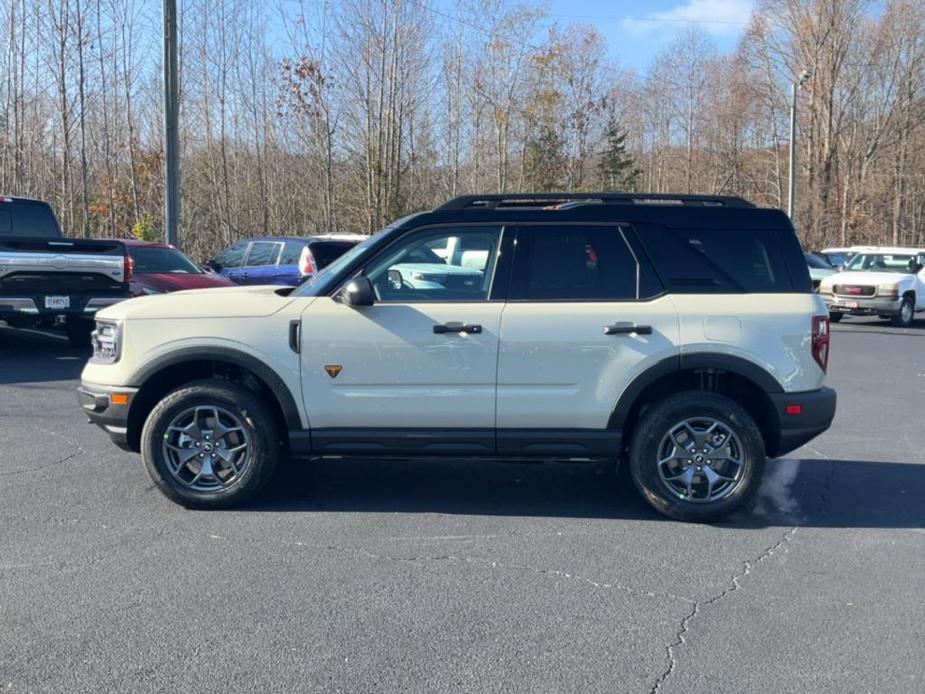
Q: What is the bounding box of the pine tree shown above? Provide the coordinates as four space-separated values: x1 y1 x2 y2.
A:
598 116 641 192
525 125 567 192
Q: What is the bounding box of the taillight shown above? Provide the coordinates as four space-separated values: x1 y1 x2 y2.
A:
298 246 316 277
123 254 134 282
812 315 829 373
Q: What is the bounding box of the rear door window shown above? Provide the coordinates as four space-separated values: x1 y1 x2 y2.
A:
510 226 639 301
244 241 282 267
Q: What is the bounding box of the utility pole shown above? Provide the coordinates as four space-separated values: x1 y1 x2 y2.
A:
787 69 811 220
163 0 180 247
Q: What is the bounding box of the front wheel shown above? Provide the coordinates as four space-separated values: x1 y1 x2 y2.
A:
828 312 843 323
140 380 279 508
628 392 766 522
891 296 914 328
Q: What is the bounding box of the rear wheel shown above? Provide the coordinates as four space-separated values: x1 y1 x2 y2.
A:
628 392 766 522
892 296 914 328
828 312 843 323
140 380 279 508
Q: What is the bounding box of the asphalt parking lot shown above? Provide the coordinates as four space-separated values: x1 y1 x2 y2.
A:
1 319 923 693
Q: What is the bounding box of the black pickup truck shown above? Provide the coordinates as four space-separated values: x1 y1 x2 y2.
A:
0 196 131 345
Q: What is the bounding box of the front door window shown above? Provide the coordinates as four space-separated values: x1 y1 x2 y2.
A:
363 227 501 302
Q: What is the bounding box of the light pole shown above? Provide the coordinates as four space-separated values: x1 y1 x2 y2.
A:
787 69 811 220
163 0 180 247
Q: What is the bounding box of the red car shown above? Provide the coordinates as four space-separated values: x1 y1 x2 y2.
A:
123 239 235 296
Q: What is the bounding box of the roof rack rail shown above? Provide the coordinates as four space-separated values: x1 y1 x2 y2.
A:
435 193 755 211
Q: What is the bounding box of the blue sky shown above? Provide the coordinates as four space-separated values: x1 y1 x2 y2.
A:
445 0 755 71
272 0 755 72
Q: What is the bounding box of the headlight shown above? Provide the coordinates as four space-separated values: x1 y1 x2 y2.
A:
818 282 833 295
91 321 121 363
877 283 899 299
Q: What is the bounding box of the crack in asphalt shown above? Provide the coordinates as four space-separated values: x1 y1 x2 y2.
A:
0 452 81 477
0 426 87 477
648 526 798 694
206 533 696 605
317 542 698 605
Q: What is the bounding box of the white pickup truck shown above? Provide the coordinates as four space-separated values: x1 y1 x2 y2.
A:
819 247 925 327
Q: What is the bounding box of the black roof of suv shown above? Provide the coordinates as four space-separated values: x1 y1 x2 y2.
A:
295 193 812 296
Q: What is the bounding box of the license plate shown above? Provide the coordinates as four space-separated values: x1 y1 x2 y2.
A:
45 295 70 310
841 300 858 309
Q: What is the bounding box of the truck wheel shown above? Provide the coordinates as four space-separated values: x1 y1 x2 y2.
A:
628 392 766 522
828 312 843 323
140 380 279 509
891 296 914 328
66 318 93 347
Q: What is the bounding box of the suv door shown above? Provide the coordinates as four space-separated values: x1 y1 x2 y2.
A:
210 241 248 281
496 224 680 455
238 241 283 284
299 225 509 454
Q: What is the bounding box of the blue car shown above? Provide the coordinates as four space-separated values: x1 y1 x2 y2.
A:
207 235 360 286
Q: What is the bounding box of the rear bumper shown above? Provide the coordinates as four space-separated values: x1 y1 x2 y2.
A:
77 381 139 452
769 387 837 457
0 295 127 319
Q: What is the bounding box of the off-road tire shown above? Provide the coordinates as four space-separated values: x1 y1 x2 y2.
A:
628 391 766 522
140 379 279 509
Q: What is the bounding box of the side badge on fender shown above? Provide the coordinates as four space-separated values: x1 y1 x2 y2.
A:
324 364 343 379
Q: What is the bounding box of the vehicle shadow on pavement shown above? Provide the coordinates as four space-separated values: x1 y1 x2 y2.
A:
255 456 925 529
0 327 89 385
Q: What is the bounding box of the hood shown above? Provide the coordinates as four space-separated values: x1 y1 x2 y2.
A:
821 270 913 286
98 285 296 321
808 267 836 281
136 272 235 293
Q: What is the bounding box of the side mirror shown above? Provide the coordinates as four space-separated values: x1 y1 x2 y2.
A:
339 276 376 307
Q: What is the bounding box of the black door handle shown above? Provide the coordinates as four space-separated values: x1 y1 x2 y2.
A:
603 323 652 336
434 322 482 334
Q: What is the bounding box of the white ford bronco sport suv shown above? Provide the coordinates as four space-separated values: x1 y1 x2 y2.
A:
78 193 836 521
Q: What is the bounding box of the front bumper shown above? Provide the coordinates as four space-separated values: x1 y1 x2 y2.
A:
823 295 900 315
77 381 139 451
769 387 837 457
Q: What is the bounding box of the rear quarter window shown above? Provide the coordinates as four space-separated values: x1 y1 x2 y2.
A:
639 226 797 293
309 241 357 269
280 242 305 265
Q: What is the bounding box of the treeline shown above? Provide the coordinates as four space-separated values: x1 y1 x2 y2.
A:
1 0 924 257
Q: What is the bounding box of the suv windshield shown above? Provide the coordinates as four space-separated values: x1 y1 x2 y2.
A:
846 253 916 274
805 253 832 269
130 247 202 275
292 214 422 296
